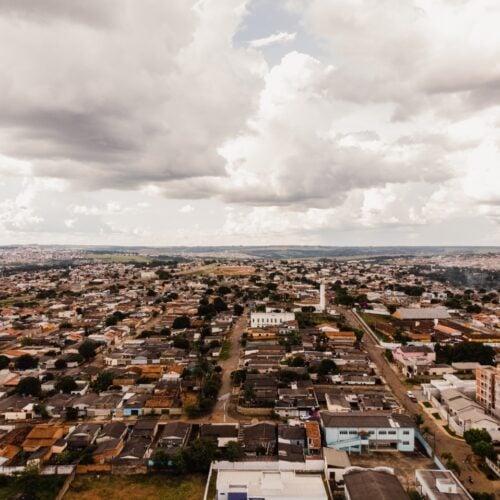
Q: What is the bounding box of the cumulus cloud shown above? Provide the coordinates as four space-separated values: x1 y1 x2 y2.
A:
0 0 499 244
0 0 264 190
249 31 296 48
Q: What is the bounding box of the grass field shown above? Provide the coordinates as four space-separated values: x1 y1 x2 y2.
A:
219 339 231 360
66 473 207 500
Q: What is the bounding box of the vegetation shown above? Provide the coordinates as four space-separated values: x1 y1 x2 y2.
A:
78 339 97 360
66 474 206 500
15 353 38 370
435 342 495 365
0 468 66 500
17 376 42 396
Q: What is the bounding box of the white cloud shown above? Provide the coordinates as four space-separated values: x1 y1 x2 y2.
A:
179 204 194 213
249 31 296 48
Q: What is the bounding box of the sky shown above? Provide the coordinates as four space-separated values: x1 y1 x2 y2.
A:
0 0 499 247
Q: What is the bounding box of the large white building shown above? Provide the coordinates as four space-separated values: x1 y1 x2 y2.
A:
250 311 295 328
321 412 415 452
216 469 328 500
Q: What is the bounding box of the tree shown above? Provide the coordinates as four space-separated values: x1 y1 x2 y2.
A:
464 429 492 446
472 440 496 460
0 355 9 369
174 438 217 473
213 297 228 312
17 376 41 396
233 304 244 316
225 441 243 462
413 413 424 429
55 376 77 394
54 358 67 370
66 353 84 365
15 354 38 370
78 340 97 360
66 407 78 420
173 337 190 350
289 356 305 367
317 359 339 376
172 315 191 329
435 342 494 365
92 371 114 392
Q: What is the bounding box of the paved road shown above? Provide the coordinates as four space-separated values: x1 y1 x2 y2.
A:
342 307 498 495
212 310 248 422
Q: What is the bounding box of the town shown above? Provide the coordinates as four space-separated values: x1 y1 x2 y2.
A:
0 247 498 499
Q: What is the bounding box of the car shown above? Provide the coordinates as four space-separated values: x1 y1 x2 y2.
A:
407 391 417 402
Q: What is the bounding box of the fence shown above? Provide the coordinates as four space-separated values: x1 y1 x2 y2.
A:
415 431 446 471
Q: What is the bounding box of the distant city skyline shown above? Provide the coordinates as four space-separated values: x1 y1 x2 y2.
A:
0 1 499 246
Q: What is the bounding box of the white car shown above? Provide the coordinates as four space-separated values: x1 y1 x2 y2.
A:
407 391 417 402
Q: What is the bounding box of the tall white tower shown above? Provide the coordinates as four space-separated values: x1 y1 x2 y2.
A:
319 280 326 312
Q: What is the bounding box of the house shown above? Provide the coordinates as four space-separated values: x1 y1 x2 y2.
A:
200 423 239 448
278 425 306 447
344 469 408 500
67 423 101 449
157 421 191 451
96 421 128 443
305 420 322 456
321 412 415 452
0 394 37 421
415 469 472 499
123 393 148 417
216 469 328 500
93 438 125 464
22 424 65 453
393 307 450 321
323 447 351 483
239 422 277 456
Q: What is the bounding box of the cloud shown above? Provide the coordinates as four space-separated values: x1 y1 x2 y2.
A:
179 204 194 213
249 31 296 48
0 0 265 191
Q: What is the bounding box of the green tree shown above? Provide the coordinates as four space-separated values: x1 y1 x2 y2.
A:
66 407 78 420
225 441 243 461
92 371 114 392
15 353 38 370
17 376 41 396
472 440 496 459
317 358 339 376
413 413 424 429
78 339 97 360
173 315 191 329
233 304 244 316
0 355 10 369
55 376 77 394
54 358 67 370
464 429 492 446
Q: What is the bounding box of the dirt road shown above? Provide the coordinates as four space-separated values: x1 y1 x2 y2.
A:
212 310 248 422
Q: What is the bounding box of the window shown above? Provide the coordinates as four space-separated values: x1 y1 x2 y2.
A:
403 431 410 435
340 431 348 435
388 431 396 435
379 431 387 435
403 441 410 445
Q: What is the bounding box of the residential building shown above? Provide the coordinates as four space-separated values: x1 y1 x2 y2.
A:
321 412 415 452
216 469 328 500
415 469 472 500
476 365 500 417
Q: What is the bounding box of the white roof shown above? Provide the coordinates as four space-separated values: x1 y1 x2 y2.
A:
217 470 328 499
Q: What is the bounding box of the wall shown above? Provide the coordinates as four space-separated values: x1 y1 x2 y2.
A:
236 405 272 416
